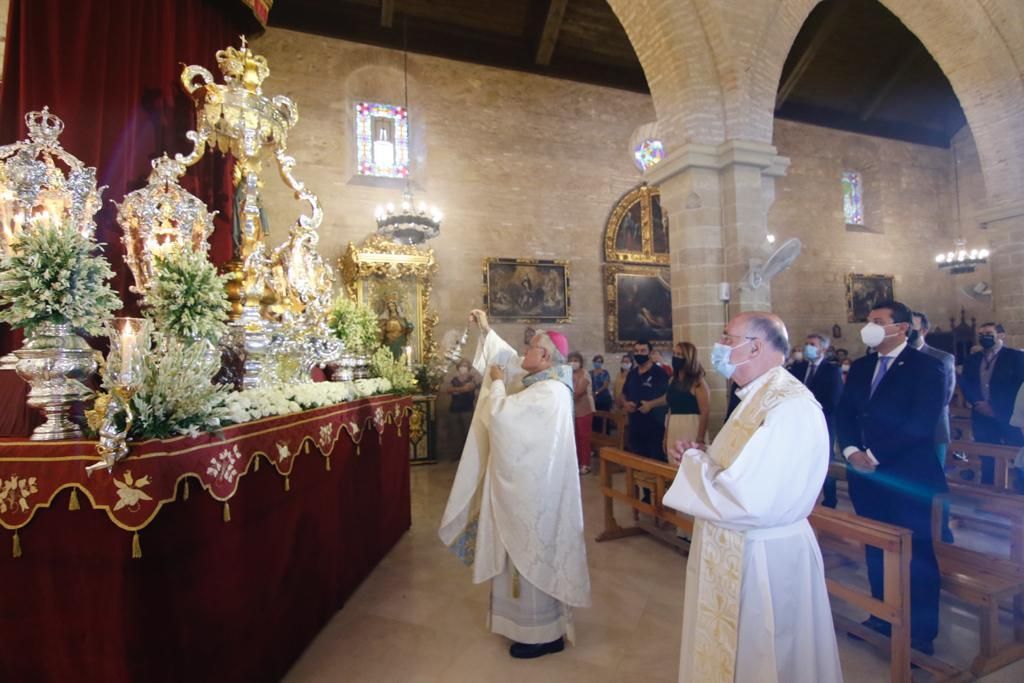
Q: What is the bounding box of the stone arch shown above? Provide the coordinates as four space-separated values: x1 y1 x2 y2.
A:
749 0 1024 202
604 0 728 146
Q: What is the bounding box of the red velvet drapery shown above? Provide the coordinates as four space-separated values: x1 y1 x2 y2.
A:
0 0 260 436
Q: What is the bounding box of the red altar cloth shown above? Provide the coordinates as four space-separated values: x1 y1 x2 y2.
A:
0 395 412 683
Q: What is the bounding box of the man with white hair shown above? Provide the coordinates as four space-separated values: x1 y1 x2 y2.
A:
664 312 842 683
439 309 590 659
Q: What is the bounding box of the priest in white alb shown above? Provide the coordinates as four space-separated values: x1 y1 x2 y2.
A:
438 309 591 659
664 312 843 683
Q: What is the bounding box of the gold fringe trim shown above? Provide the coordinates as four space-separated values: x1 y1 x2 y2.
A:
223 502 231 523
131 532 142 559
12 530 22 558
285 476 291 492
254 457 260 472
325 457 331 472
183 479 190 501
68 488 81 511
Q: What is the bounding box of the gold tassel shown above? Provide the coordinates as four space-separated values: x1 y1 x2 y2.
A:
325 457 331 472
183 479 190 501
304 442 310 454
223 502 231 523
357 444 361 457
254 457 260 472
512 567 521 599
68 488 81 511
284 476 291 492
131 532 142 559
12 530 22 558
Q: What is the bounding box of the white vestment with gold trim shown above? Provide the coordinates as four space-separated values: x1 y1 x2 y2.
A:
663 366 843 683
438 330 591 642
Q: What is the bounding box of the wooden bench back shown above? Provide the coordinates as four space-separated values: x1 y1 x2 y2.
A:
590 410 626 452
947 439 1019 492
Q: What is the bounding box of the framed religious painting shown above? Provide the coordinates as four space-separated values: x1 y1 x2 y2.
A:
845 273 895 323
604 183 669 265
339 235 439 365
482 257 571 323
604 264 673 349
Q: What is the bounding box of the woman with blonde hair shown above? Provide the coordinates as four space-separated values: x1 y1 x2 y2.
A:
663 342 709 452
568 351 595 474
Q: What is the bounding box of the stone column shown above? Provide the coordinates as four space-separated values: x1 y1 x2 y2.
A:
977 200 1024 347
646 140 788 425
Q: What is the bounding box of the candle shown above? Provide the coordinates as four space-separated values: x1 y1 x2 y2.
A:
120 324 138 383
404 345 413 368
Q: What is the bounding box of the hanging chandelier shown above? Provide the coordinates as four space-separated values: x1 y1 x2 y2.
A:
935 237 988 274
936 145 989 274
374 26 442 246
375 190 442 245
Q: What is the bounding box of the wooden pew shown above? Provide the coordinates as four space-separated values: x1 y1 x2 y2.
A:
946 439 1019 493
827 460 1023 677
595 447 921 683
590 410 625 452
933 482 1024 676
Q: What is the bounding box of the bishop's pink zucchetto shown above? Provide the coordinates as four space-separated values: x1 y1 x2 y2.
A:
543 331 569 359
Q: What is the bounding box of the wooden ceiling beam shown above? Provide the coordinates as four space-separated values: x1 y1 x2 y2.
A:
858 44 923 122
775 0 847 110
380 0 395 28
535 0 569 66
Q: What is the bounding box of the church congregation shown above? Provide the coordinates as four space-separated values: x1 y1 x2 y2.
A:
2 1 1024 682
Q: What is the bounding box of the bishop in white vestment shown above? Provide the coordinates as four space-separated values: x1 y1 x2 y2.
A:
439 310 591 658
664 312 843 683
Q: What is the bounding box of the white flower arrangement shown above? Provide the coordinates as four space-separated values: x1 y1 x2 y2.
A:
221 377 393 426
143 247 230 343
0 220 120 335
327 296 380 354
370 346 418 393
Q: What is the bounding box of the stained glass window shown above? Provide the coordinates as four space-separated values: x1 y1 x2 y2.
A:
355 102 409 178
842 171 864 225
633 139 664 172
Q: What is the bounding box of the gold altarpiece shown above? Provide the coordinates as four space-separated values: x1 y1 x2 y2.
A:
339 235 439 366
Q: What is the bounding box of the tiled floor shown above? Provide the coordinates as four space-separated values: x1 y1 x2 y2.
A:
284 462 1024 682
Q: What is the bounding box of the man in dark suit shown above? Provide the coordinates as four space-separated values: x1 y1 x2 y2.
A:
789 333 844 507
960 322 1024 484
961 322 1024 445
912 311 956 541
836 300 947 655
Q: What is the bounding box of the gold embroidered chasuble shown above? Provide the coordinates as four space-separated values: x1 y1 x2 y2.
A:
675 366 813 682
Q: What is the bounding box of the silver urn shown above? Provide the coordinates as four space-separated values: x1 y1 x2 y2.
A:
14 322 97 440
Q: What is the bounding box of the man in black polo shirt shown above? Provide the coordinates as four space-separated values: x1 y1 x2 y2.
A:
622 339 669 461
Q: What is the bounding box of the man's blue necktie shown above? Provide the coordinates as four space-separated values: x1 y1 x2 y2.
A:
869 356 892 397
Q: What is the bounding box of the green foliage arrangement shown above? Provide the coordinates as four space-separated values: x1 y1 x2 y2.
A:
0 221 119 335
125 333 229 439
370 345 417 394
144 248 230 342
327 296 380 354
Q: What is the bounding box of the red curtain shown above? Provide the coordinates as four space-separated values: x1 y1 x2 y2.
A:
0 0 259 436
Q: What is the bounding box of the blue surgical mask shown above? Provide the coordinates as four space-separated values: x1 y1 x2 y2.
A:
711 341 750 379
592 361 603 369
803 344 819 361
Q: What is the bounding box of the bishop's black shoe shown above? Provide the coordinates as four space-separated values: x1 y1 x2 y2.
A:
509 637 565 659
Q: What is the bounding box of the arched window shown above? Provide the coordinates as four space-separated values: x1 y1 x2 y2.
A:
842 170 864 225
355 102 409 178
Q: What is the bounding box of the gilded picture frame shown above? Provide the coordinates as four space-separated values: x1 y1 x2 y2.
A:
339 234 439 365
604 264 673 349
603 183 669 265
482 257 571 323
845 273 895 323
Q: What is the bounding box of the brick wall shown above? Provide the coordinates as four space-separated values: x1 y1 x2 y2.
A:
768 119 986 356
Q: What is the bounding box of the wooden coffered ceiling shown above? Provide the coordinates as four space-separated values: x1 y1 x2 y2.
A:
268 0 967 148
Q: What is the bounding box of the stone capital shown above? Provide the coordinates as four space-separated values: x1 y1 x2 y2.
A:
645 139 790 187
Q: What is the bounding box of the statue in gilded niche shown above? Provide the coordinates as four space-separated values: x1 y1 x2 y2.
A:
379 296 414 360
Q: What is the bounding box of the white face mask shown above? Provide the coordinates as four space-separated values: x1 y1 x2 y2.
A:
860 322 894 348
571 361 581 370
